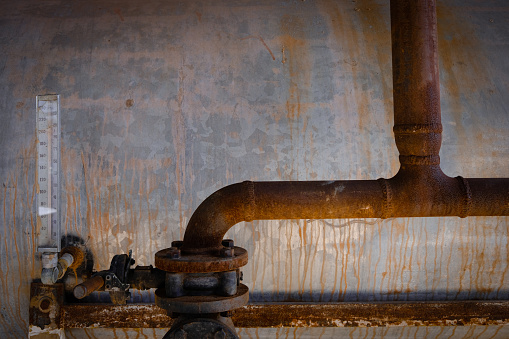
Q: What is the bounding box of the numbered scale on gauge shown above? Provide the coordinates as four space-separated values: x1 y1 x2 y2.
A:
36 95 60 253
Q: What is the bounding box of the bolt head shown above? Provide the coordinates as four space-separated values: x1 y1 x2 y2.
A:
168 247 181 259
221 239 234 248
171 240 184 248
220 247 234 257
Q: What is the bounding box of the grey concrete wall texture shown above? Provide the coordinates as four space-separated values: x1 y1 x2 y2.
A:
0 0 508 337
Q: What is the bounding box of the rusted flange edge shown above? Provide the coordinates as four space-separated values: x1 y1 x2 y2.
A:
155 284 249 314
155 246 248 273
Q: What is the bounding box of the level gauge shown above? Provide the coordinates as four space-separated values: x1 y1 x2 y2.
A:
36 94 60 253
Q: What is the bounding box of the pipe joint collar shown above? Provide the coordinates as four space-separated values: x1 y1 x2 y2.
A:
377 178 393 219
456 176 472 218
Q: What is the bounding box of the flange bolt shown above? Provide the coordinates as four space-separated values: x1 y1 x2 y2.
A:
168 247 181 259
171 240 184 248
221 239 234 248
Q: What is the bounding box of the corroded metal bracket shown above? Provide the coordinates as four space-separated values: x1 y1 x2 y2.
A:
29 283 64 331
60 301 509 328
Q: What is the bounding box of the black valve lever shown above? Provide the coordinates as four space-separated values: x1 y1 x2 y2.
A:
73 250 134 304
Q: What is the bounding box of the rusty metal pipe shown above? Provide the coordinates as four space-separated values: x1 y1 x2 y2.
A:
182 180 384 253
180 0 509 255
391 0 442 164
181 177 508 253
73 275 105 300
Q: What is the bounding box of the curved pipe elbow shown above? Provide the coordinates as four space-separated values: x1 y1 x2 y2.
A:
181 180 385 253
181 182 254 254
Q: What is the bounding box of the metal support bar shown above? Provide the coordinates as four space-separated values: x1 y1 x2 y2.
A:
60 301 509 329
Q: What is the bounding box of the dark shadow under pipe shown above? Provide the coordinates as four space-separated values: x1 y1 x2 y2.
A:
180 0 509 254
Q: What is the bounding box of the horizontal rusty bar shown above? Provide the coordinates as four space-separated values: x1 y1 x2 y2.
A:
61 301 509 328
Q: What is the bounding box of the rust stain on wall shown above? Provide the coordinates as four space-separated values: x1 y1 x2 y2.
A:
1 141 39 337
324 1 397 178
60 145 174 270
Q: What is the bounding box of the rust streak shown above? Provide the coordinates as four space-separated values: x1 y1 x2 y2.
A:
113 8 125 22
241 35 276 61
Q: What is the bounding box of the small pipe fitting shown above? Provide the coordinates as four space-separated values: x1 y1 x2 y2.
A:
73 275 105 299
41 252 59 285
41 267 59 285
168 247 181 259
57 252 75 279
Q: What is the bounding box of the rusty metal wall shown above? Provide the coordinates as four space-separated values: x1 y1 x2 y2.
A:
0 0 508 337
62 326 509 339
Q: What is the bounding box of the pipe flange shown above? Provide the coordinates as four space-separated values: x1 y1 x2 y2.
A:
163 315 238 339
456 176 472 218
377 178 393 219
393 123 443 134
155 246 248 273
155 283 249 314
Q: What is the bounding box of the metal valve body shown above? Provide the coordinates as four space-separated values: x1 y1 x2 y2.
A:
155 239 248 338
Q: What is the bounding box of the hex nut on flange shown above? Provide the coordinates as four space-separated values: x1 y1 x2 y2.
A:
172 240 184 248
221 239 234 248
167 247 181 259
220 247 234 257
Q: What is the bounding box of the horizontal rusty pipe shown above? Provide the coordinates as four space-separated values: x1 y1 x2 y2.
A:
180 0 509 255
182 176 508 254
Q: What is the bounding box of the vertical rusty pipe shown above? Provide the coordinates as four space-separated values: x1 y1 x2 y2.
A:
388 0 462 218
391 0 442 166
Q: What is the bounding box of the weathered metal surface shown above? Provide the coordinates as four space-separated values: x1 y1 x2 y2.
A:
62 304 173 329
61 301 509 328
0 0 508 337
235 301 509 328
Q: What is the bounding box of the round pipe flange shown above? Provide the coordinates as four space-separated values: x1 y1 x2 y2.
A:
155 246 248 273
155 283 249 314
163 315 238 339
